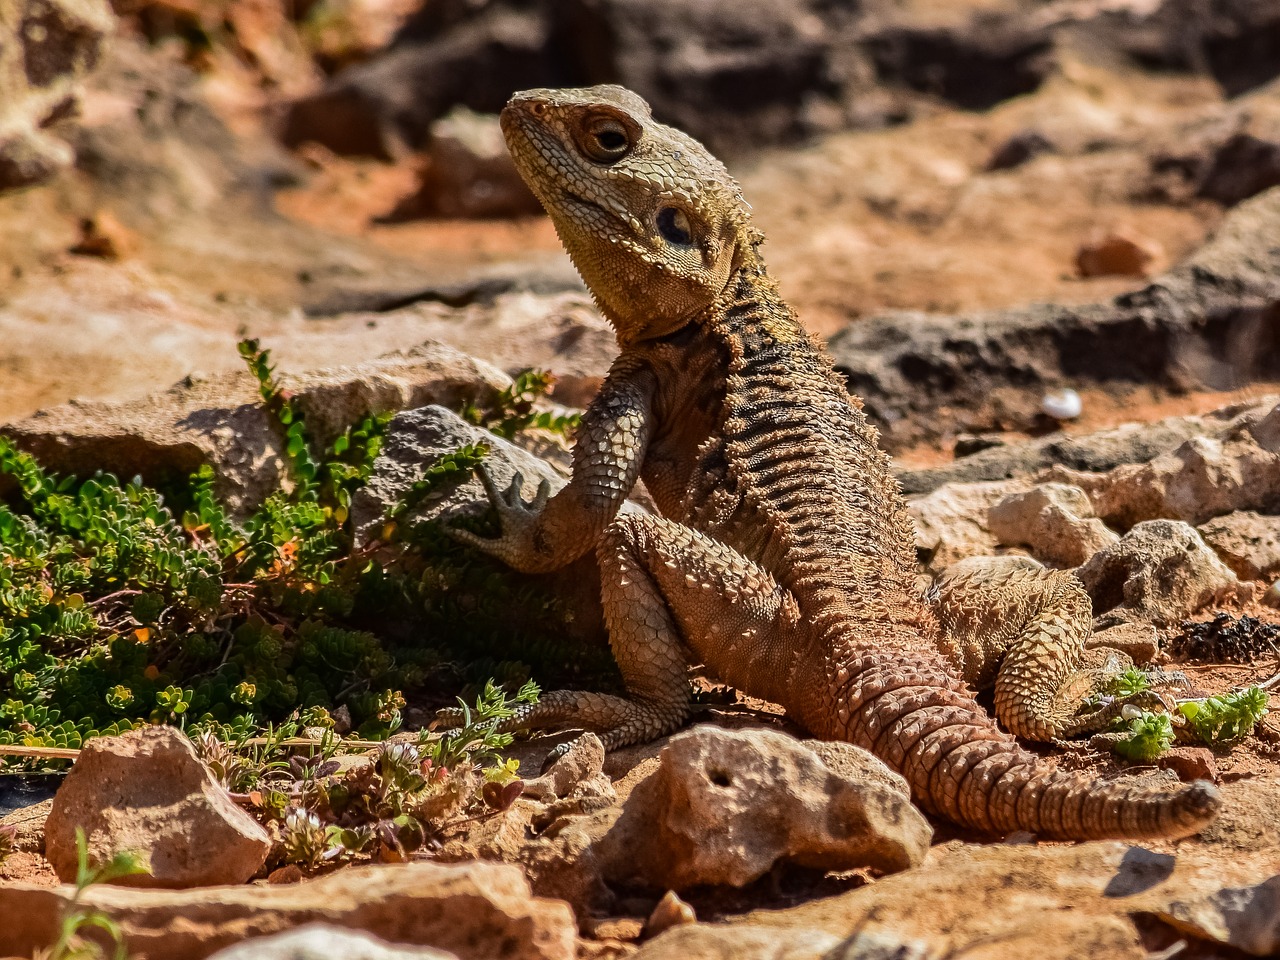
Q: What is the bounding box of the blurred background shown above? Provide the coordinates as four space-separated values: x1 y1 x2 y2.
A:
1 0 1279 454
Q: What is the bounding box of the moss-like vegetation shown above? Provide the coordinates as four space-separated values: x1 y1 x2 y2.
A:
0 340 605 758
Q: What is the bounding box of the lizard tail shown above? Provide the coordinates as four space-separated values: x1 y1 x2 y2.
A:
820 654 1221 840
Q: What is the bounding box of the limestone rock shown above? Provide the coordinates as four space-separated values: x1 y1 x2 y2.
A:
896 397 1280 495
728 841 1280 960
0 798 52 853
1197 511 1280 581
910 478 1030 572
988 482 1119 567
1086 621 1158 664
4 343 509 516
1048 430 1280 531
44 725 270 888
631 924 843 960
522 732 610 802
594 725 931 891
0 0 115 191
206 925 459 960
350 404 630 642
0 861 575 960
1158 879 1280 959
1075 520 1250 628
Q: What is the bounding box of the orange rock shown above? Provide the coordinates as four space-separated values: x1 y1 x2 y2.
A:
69 210 139 261
1075 230 1164 278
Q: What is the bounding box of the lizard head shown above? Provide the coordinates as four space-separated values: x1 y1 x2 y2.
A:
501 85 759 344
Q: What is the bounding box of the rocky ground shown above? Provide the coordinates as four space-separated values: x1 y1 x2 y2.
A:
2 0 1280 958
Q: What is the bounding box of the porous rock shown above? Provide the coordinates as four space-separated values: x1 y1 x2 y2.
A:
4 342 509 516
44 725 270 888
631 924 843 960
727 840 1280 960
0 798 52 853
1197 511 1280 582
1075 520 1250 627
895 397 1280 495
909 478 1031 571
0 0 115 191
522 732 610 802
593 725 931 891
1047 429 1280 531
988 482 1118 568
0 861 575 960
206 925 459 960
349 404 624 642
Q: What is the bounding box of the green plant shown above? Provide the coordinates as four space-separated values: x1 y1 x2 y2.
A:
0 338 607 774
462 369 581 440
1109 711 1175 762
0 340 407 754
1178 686 1269 745
46 828 149 960
424 679 540 770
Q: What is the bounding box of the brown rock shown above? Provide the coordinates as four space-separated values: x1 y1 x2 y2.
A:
388 107 543 220
909 478 1032 572
1076 520 1251 627
0 798 52 853
68 210 140 260
0 860 575 960
632 924 843 960
0 0 115 191
643 890 696 939
1087 621 1158 664
44 725 270 889
728 841 1279 959
594 726 931 891
1158 747 1219 784
4 342 510 516
1198 511 1280 582
1048 430 1280 531
522 732 610 802
988 482 1119 567
1074 230 1163 278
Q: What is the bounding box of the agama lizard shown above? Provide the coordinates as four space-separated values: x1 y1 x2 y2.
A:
449 84 1219 840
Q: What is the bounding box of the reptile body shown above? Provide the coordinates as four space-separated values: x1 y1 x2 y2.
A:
449 84 1220 840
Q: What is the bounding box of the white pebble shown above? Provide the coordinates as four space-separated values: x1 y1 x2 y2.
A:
1042 388 1082 420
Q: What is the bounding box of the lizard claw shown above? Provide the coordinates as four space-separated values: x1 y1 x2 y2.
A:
447 464 552 569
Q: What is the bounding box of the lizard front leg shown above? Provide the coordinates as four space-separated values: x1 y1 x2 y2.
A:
449 366 657 573
451 512 803 753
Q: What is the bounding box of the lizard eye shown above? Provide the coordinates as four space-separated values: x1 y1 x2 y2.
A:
582 116 631 163
656 207 693 246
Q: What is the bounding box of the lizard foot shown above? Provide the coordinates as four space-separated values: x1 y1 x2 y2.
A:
447 464 553 570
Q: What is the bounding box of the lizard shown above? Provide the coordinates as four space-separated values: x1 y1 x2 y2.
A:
447 83 1220 841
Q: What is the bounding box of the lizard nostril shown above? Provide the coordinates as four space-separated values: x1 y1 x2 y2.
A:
529 102 547 117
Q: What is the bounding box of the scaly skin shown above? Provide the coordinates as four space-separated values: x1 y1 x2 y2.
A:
929 555 1173 741
449 84 1220 840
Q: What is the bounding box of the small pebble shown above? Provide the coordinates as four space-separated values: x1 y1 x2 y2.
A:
1042 388 1082 420
1264 579 1280 609
644 890 697 938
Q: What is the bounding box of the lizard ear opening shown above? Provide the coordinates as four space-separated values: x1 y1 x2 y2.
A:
656 207 694 246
